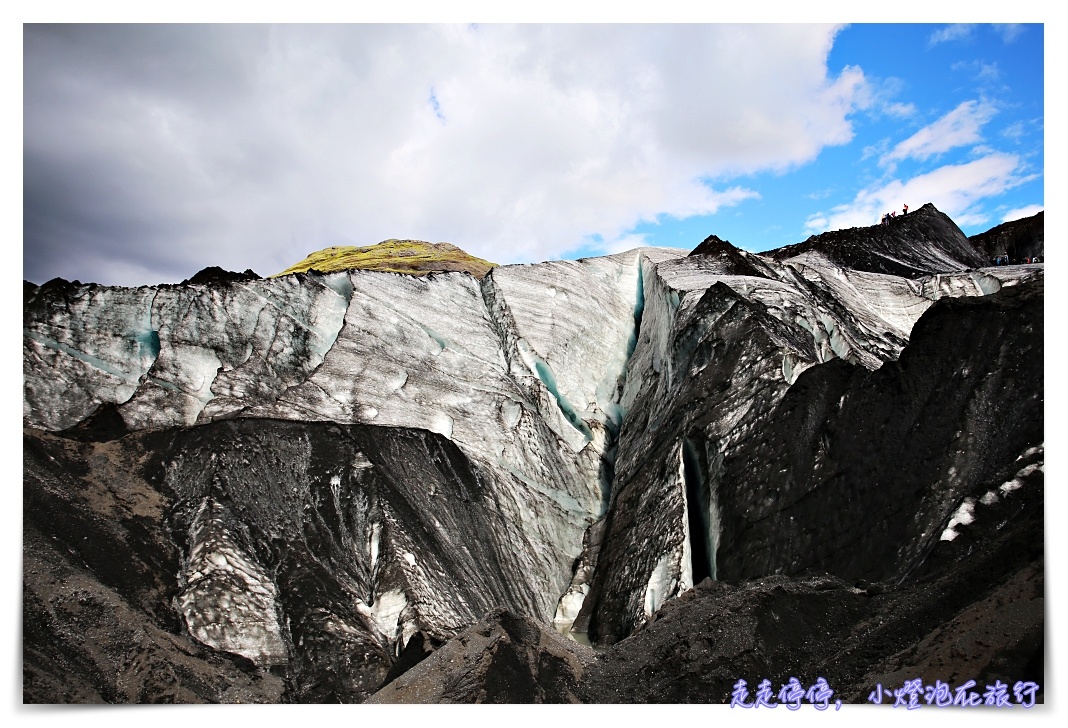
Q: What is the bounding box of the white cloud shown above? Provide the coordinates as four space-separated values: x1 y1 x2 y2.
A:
953 212 993 228
1002 204 1044 222
804 214 829 232
861 138 891 162
1001 121 1026 142
928 24 976 46
806 152 1032 233
993 24 1025 43
601 234 653 256
880 100 997 166
24 24 869 285
883 102 917 118
952 59 1002 83
853 76 916 120
977 62 1001 81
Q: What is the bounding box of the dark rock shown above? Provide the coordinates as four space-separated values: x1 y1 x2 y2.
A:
687 234 774 278
581 275 1042 646
23 280 39 307
368 609 595 703
58 402 131 442
578 546 1042 703
23 427 285 703
969 210 1043 263
379 632 439 689
716 278 1043 584
181 266 262 285
761 203 988 277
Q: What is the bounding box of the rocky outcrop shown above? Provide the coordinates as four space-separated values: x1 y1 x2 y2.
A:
968 210 1044 264
687 234 774 278
181 267 262 285
762 203 988 278
715 279 1042 583
369 609 595 703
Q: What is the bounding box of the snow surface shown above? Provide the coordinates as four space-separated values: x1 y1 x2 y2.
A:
940 498 977 542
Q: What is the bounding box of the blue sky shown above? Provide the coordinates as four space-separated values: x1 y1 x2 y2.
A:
580 23 1044 256
22 21 1045 286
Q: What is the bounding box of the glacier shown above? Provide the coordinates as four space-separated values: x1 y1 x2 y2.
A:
22 203 1044 702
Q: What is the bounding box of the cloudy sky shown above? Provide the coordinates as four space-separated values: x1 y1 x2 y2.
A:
23 21 1044 287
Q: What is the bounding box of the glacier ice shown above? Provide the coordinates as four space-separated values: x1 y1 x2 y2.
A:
23 238 1034 656
177 498 288 666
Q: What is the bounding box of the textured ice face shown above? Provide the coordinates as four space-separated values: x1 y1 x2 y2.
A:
123 275 353 428
24 285 159 430
177 498 288 666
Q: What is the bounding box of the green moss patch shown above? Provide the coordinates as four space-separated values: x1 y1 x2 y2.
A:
273 240 497 279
